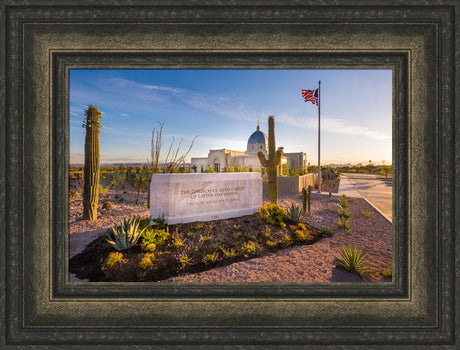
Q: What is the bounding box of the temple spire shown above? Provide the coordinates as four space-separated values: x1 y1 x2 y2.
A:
257 119 260 131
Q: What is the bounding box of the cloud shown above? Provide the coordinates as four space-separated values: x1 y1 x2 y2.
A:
276 113 391 140
120 113 129 118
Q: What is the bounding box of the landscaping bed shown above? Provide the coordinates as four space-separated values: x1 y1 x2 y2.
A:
69 206 321 282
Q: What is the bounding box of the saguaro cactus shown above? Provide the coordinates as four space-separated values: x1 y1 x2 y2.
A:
258 116 283 204
82 105 102 220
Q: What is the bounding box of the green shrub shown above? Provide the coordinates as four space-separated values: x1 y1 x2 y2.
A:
172 239 185 249
360 210 374 217
104 216 146 251
138 253 155 269
101 252 123 270
334 245 372 276
280 233 292 245
241 241 256 254
319 226 335 237
294 230 312 241
204 252 219 264
337 206 352 219
337 216 352 233
192 222 204 230
286 201 303 223
259 202 287 226
141 227 169 248
338 195 349 209
151 214 167 229
223 249 239 259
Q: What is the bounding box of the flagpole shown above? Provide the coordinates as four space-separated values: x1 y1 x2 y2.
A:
318 80 321 193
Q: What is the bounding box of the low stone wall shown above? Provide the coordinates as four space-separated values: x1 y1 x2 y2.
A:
263 173 318 195
150 172 262 224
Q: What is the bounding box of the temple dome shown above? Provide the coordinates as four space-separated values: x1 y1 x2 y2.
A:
247 122 268 145
246 121 268 154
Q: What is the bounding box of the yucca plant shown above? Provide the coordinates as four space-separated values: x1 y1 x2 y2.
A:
334 245 372 276
337 216 352 233
319 226 335 237
104 216 146 251
337 206 352 219
286 201 303 223
338 194 349 209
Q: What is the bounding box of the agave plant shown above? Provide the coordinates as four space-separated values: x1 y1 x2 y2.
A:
286 201 303 223
334 245 372 276
104 216 146 251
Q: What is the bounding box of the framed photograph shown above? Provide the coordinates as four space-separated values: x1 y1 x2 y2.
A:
68 67 394 284
2 1 458 348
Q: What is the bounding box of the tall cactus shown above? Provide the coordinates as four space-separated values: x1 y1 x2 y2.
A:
82 105 102 220
258 116 283 204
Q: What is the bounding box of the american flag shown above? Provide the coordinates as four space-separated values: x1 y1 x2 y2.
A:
301 89 319 106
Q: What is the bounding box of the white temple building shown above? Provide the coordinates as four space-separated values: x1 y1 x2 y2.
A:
190 122 307 173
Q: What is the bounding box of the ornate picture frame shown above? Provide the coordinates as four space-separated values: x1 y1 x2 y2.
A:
1 1 458 347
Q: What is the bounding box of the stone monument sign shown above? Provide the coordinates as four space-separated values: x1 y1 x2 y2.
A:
150 173 262 224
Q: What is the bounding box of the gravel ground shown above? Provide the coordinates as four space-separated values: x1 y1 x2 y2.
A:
163 193 392 283
69 188 392 283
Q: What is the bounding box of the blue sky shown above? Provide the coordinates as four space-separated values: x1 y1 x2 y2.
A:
69 69 392 166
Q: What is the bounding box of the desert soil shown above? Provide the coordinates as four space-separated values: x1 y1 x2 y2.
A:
69 181 392 283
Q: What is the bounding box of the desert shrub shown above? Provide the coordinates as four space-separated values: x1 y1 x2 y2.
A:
294 230 312 242
337 206 352 219
280 233 292 245
203 165 216 173
286 202 303 223
334 245 372 276
103 216 146 251
259 202 288 226
151 214 167 229
101 251 123 270
172 239 185 249
192 222 204 230
337 216 352 233
241 241 256 254
360 210 374 217
112 173 126 189
141 227 169 248
223 249 239 259
99 182 111 198
338 195 349 209
265 239 278 248
203 252 219 264
177 251 192 268
319 226 335 237
138 253 155 269
297 223 306 230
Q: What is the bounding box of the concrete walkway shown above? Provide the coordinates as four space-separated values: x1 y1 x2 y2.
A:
337 173 392 222
337 177 363 198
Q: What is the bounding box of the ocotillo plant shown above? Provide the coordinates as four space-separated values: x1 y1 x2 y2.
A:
307 185 312 214
82 105 102 220
258 116 283 204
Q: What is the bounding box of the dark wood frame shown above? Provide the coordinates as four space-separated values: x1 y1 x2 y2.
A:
1 1 458 348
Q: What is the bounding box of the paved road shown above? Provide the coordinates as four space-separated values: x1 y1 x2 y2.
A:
339 173 392 221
